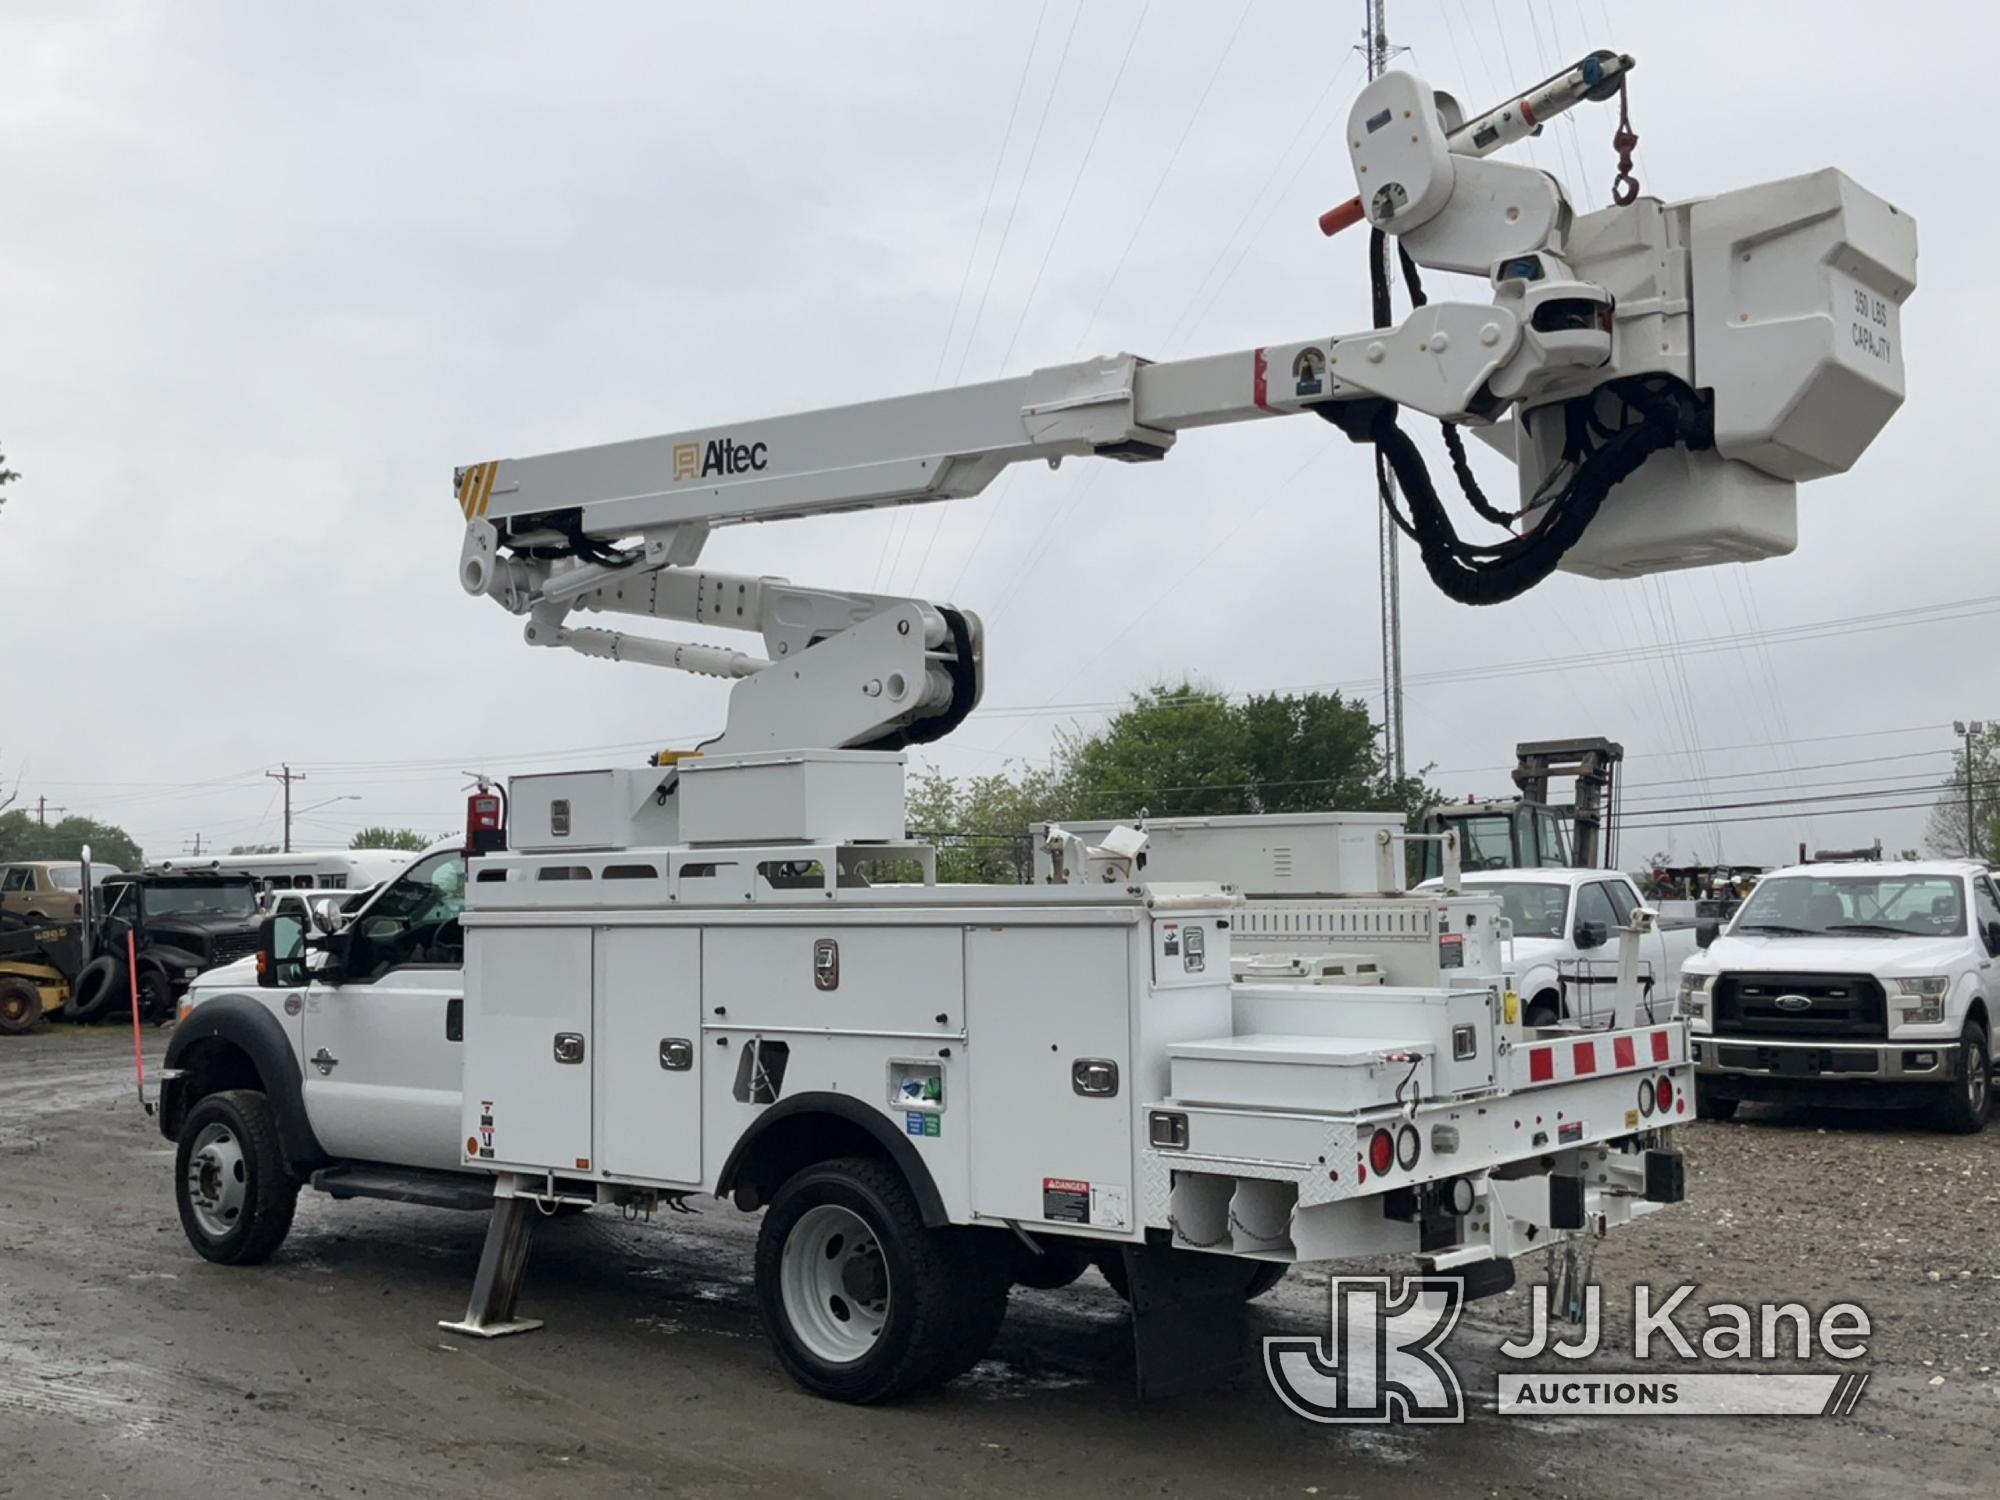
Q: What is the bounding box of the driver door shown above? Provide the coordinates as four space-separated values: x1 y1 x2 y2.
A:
300 850 469 1172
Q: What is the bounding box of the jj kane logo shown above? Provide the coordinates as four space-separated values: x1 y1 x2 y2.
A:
1267 1276 1873 1423
673 436 769 482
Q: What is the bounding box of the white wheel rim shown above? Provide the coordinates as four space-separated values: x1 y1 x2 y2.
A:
781 1204 890 1364
185 1121 249 1239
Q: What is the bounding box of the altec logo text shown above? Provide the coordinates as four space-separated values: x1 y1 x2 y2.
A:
673 438 769 482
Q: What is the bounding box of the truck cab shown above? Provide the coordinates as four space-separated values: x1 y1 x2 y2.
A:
1680 861 1999 1132
1418 866 1700 1028
94 870 262 1015
168 843 471 1172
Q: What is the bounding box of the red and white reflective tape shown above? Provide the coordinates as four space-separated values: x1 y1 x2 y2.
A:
1520 1025 1683 1087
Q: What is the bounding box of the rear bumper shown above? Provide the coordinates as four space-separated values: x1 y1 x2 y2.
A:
1693 1034 1959 1085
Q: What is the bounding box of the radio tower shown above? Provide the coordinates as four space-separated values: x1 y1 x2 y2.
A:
1364 0 1406 779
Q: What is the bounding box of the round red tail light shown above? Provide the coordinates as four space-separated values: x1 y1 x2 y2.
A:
1655 1076 1674 1113
1368 1128 1395 1175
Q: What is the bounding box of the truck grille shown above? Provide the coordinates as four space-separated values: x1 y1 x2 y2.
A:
1712 973 1885 1040
207 931 259 967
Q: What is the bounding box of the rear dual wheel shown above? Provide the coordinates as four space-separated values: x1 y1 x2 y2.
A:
755 1157 1008 1403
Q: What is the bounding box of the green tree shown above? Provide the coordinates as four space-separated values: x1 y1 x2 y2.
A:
350 826 436 852
1925 723 2000 861
899 682 1437 883
0 811 143 871
1056 682 1435 821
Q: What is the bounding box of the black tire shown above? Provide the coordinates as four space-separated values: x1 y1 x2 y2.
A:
754 1156 978 1403
1694 1079 1739 1122
1243 1262 1288 1300
1524 993 1562 1029
138 966 175 1021
174 1089 300 1264
0 977 45 1036
1927 1024 1991 1135
932 1231 1013 1382
66 956 128 1023
1010 1240 1091 1291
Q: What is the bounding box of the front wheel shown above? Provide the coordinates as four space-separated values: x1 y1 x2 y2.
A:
1928 1024 1991 1135
174 1090 300 1264
754 1156 1000 1403
139 967 175 1020
0 977 45 1035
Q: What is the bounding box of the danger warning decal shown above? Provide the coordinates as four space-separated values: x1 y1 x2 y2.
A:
1041 1178 1129 1229
1043 1177 1091 1223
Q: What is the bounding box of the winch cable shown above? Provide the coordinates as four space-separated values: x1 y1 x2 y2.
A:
1319 229 1711 605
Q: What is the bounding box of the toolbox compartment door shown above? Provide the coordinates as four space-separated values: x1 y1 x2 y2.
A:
462 925 594 1172
966 925 1134 1234
593 926 703 1185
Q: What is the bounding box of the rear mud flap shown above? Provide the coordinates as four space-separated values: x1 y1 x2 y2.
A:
1121 1241 1251 1400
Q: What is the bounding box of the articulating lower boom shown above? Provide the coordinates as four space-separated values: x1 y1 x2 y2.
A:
455 45 1916 757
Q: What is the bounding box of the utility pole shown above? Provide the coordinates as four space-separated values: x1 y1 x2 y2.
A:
1954 720 1986 859
266 763 306 854
186 832 205 857
33 795 64 825
1364 0 1406 778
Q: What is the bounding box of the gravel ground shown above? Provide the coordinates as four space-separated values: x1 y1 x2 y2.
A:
1 1029 1994 1499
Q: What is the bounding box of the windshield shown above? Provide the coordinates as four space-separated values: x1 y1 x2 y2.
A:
140 881 259 919
1733 874 1965 938
49 864 122 889
1455 814 1518 872
1464 880 1570 939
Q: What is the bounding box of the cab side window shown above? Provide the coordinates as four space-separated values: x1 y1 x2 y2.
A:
343 850 467 984
1975 879 2000 954
0 869 28 892
1603 880 1639 926
1574 881 1618 937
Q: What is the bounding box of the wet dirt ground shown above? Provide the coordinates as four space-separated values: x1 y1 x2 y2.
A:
2 1030 1994 1498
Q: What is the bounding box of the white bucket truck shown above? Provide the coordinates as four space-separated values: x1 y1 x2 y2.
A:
159 41 1914 1402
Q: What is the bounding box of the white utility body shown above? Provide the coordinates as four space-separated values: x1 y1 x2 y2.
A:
161 44 1915 1405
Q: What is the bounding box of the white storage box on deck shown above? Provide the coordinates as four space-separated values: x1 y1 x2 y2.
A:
1169 1033 1435 1114
507 767 679 852
678 749 906 845
1229 983 1497 1095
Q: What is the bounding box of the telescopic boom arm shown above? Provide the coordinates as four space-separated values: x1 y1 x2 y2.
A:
456 45 1916 757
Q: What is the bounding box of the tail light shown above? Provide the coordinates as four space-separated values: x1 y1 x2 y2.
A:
467 789 506 854
1368 1128 1395 1176
1638 1077 1657 1117
1655 1076 1675 1114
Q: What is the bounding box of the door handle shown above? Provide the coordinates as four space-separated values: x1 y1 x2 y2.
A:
446 997 463 1042
553 1032 586 1065
660 1038 694 1071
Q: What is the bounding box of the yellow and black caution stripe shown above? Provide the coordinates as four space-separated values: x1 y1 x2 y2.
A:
455 461 500 519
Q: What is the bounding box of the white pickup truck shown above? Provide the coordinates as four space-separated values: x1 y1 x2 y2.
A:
1680 860 1999 1132
1420 867 1702 1028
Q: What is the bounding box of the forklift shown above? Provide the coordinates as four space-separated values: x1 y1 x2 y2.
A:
1416 737 1625 879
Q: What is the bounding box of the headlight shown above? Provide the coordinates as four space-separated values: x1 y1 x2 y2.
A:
1892 975 1949 1025
1677 973 1712 1019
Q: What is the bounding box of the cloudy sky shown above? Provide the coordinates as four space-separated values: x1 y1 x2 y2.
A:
1 1 1987 869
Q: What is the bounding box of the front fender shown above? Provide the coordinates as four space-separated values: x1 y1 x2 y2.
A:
162 992 326 1171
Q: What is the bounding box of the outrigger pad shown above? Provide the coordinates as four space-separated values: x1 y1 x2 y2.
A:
439 1193 543 1339
1122 1238 1252 1400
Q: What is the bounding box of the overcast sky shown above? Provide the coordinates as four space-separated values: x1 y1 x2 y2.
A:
1 1 1987 870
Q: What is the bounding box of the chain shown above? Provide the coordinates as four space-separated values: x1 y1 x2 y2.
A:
1611 77 1641 206
1168 1214 1232 1249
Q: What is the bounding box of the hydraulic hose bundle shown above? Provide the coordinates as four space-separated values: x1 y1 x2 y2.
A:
1317 228 1712 605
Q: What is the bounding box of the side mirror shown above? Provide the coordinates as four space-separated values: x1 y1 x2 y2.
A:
1695 920 1720 950
257 912 308 989
1574 920 1608 950
1985 919 2000 958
